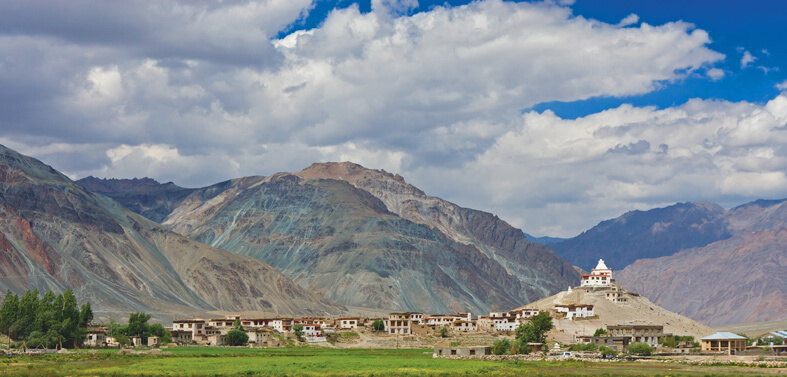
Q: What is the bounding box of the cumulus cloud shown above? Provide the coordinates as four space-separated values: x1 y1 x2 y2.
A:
778 80 787 91
740 50 757 69
2 0 747 236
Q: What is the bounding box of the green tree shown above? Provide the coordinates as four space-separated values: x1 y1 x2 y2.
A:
78 302 93 328
492 338 511 355
593 328 608 337
372 319 385 331
439 326 449 338
127 312 151 338
599 345 618 357
0 290 19 335
226 328 249 346
515 311 553 346
233 319 242 329
293 324 304 340
113 333 130 347
14 289 39 339
627 342 653 356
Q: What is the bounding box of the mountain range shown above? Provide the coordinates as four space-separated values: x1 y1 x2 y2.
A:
540 200 787 326
77 162 579 315
0 144 344 321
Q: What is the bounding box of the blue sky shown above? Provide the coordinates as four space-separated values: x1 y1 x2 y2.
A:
2 0 787 236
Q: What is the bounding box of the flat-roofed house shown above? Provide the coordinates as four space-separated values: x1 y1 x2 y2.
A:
85 328 107 347
701 332 747 354
607 325 671 347
555 304 594 320
337 318 361 329
172 319 206 339
387 312 423 335
451 320 478 332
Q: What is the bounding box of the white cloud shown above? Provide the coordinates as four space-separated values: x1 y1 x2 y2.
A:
741 50 756 69
777 80 787 91
1 0 750 237
706 67 725 81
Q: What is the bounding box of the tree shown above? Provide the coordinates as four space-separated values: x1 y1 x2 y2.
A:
0 291 19 335
515 311 553 346
593 328 608 337
439 326 449 338
114 333 130 347
78 302 93 328
627 342 653 356
127 312 151 339
293 324 304 340
492 338 511 355
372 319 385 331
233 319 242 329
226 328 249 346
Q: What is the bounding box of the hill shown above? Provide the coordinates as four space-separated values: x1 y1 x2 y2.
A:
516 285 713 344
0 144 345 321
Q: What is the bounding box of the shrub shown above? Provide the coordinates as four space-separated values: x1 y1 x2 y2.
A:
568 343 597 352
492 338 511 355
226 329 249 346
593 328 607 337
372 319 385 331
598 345 618 357
627 342 653 356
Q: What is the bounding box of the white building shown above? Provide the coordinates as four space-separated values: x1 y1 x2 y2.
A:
581 259 612 287
555 304 595 319
517 309 540 319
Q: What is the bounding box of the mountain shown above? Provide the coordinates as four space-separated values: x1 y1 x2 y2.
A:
616 200 787 326
0 145 344 321
523 233 566 246
83 162 580 314
76 176 195 223
547 201 733 272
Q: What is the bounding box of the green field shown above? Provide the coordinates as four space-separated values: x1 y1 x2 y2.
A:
0 347 783 376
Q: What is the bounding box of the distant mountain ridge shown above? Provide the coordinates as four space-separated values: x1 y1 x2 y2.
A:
76 176 196 223
79 162 580 314
547 201 733 272
0 144 345 321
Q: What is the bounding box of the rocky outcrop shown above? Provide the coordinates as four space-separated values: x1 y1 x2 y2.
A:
0 144 344 321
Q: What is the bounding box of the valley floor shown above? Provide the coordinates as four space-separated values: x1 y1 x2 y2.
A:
1 347 785 377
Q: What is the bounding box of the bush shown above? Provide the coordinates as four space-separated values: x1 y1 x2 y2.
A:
372 319 385 331
593 328 607 337
513 338 531 355
492 338 511 355
568 343 597 352
598 345 618 357
627 342 653 356
293 324 304 341
226 329 249 346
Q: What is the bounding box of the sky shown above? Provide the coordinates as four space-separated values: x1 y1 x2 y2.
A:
1 0 787 237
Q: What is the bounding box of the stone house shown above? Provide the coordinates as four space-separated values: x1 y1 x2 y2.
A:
607 325 670 347
434 346 491 357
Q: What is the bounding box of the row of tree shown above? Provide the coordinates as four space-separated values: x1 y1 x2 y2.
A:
0 289 93 349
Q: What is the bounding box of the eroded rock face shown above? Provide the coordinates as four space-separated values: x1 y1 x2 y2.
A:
140 162 580 314
0 144 344 320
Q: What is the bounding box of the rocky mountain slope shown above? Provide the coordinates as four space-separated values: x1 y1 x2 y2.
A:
547 201 733 272
76 176 196 223
616 200 787 326
83 162 579 314
0 145 344 321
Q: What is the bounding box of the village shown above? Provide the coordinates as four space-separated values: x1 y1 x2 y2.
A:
82 259 787 360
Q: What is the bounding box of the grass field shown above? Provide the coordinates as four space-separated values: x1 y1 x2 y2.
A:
0 347 784 376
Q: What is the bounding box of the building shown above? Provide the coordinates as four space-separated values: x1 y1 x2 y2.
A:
587 336 630 351
170 330 193 344
85 328 107 347
172 319 206 339
607 325 671 347
451 320 478 332
555 304 594 319
434 346 491 357
700 332 747 354
518 309 540 319
581 259 612 287
605 286 628 303
425 315 461 327
147 336 160 347
387 313 423 335
337 318 361 330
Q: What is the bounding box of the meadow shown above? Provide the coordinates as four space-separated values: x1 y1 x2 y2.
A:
0 347 783 376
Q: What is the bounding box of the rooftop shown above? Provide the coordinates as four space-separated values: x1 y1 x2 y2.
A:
701 332 747 340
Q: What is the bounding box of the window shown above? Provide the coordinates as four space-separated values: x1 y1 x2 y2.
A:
451 350 457 355
469 349 476 355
